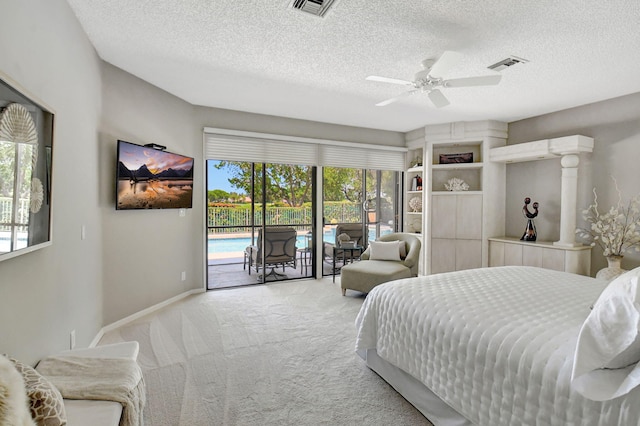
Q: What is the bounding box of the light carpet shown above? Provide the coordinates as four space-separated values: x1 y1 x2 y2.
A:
99 278 432 425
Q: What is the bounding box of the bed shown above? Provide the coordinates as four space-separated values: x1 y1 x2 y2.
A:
355 266 640 425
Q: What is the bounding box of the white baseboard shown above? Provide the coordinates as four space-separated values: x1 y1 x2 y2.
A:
89 288 205 347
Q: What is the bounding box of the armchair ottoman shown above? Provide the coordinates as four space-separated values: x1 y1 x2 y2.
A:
340 260 412 295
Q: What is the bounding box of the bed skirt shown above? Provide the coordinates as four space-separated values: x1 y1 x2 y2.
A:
358 348 472 426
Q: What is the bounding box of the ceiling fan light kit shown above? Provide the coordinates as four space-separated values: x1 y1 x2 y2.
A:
367 51 503 108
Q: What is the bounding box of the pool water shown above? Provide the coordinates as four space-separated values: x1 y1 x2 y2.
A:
0 235 27 253
208 235 310 254
207 228 389 254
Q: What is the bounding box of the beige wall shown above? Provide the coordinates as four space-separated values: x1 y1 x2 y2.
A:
192 107 405 146
0 0 103 364
507 92 640 275
99 63 204 325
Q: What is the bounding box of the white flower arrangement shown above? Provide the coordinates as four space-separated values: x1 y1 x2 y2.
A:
576 177 640 257
444 177 469 192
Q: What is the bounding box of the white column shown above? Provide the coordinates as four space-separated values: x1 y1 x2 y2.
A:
554 154 580 247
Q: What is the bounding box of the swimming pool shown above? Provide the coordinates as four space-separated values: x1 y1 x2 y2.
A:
207 228 390 255
0 234 27 253
208 235 310 254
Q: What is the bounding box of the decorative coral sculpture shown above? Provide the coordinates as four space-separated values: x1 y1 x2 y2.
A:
444 178 469 192
409 196 422 212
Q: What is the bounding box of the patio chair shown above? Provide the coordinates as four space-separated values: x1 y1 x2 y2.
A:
323 223 365 269
244 226 298 280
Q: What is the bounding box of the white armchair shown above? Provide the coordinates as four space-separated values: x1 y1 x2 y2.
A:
340 232 421 296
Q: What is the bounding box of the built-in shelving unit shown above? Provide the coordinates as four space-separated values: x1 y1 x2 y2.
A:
489 134 594 249
403 144 424 275
488 237 591 276
430 142 484 193
405 126 595 277
423 121 508 275
404 148 424 235
486 134 595 275
489 135 594 164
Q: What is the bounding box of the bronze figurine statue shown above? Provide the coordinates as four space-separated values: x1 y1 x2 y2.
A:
521 197 539 241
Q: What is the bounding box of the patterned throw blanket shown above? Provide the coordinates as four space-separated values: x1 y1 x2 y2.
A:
36 356 145 426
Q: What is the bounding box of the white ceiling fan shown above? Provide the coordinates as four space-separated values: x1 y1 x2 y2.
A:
366 51 502 108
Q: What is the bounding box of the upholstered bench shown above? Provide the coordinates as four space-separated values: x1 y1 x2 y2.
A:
46 341 141 426
1 341 142 426
36 341 140 426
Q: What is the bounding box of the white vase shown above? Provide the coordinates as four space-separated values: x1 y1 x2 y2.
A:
596 255 627 281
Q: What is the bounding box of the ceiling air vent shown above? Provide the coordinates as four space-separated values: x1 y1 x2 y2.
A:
488 56 529 72
291 0 337 17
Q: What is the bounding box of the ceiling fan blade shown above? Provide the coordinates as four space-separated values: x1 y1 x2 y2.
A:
428 51 463 77
444 75 502 88
427 89 450 108
375 90 418 106
366 75 413 86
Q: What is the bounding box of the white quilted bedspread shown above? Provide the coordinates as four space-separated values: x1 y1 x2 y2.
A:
355 266 640 426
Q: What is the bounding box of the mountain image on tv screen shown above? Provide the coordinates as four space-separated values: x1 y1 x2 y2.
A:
116 140 194 210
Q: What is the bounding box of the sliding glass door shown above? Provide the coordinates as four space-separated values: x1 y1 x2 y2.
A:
204 128 407 289
206 160 315 289
321 166 401 277
365 169 400 243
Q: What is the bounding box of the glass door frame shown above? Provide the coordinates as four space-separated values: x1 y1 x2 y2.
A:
206 160 316 289
364 169 402 245
253 162 317 283
320 166 401 277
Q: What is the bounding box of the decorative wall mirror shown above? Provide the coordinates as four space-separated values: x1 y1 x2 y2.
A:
0 76 54 261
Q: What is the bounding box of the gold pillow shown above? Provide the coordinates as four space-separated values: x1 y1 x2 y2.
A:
8 357 67 426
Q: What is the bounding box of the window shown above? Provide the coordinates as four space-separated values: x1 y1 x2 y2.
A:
0 139 33 252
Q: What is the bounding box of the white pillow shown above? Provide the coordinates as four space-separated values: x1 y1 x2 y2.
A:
571 267 640 400
369 240 401 261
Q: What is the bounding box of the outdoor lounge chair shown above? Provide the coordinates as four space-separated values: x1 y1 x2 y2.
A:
323 223 365 269
245 226 297 280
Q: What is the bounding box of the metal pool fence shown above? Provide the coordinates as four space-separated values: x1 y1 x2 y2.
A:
207 203 362 233
0 197 29 225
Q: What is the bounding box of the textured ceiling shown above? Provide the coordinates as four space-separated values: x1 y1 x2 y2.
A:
65 0 640 132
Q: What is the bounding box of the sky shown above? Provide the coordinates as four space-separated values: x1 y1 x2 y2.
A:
119 141 193 173
207 161 237 192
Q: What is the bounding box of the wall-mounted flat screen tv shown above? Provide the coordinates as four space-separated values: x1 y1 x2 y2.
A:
116 140 194 210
